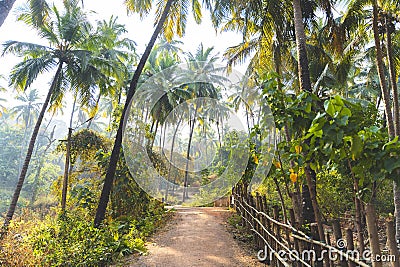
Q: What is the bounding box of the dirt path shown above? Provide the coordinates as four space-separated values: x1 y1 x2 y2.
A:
128 207 263 267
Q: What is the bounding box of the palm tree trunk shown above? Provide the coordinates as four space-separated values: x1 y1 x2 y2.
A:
0 0 17 28
385 19 400 241
386 17 400 242
304 166 325 242
2 62 63 232
183 109 197 202
372 1 394 137
165 116 182 202
293 0 312 93
94 0 175 227
61 127 72 211
386 18 399 136
372 1 400 241
293 0 325 244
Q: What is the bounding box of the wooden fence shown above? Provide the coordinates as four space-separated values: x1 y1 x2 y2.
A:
231 185 399 267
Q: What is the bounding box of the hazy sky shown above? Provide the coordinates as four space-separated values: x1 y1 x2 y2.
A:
0 0 244 100
0 0 252 137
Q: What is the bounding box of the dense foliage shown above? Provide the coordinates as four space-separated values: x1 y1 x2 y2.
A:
0 0 400 265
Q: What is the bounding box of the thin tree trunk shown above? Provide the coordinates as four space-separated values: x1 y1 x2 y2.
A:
348 159 365 253
94 0 174 227
0 0 17 28
61 127 72 211
373 1 394 137
2 63 63 232
272 177 288 223
150 120 159 150
165 116 182 202
183 108 197 202
61 96 76 211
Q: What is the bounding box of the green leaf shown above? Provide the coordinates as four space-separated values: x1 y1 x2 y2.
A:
324 100 335 117
350 135 363 159
339 107 352 118
333 95 344 106
305 102 312 113
383 136 399 151
368 126 380 133
310 161 318 171
383 157 400 174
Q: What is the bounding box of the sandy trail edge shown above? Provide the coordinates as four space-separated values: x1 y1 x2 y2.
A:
126 207 263 267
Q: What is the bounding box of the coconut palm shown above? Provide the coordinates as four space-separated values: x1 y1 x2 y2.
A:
342 0 400 242
11 89 41 130
10 88 42 175
1 0 107 230
94 0 218 226
178 44 224 201
211 0 293 77
85 15 137 124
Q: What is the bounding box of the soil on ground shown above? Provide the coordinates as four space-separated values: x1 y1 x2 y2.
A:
125 207 263 267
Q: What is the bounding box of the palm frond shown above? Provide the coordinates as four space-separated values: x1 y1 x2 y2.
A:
125 0 153 18
9 54 57 90
2 41 50 57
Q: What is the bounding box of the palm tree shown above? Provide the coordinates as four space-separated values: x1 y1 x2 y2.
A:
179 44 223 201
11 89 41 130
11 89 42 175
292 0 326 245
85 15 137 127
94 0 215 225
1 0 104 231
212 0 293 77
0 0 17 28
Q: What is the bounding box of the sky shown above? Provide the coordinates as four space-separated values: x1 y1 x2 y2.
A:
0 0 245 116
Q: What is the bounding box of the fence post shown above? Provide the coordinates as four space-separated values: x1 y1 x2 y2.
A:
332 219 348 267
325 231 332 267
273 205 280 267
346 228 355 267
255 193 264 251
311 223 323 267
385 218 400 267
260 195 272 266
249 194 258 248
365 203 382 267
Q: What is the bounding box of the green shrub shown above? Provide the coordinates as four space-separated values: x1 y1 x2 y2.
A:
29 212 147 267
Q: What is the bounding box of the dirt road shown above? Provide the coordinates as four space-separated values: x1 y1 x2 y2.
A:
129 207 263 267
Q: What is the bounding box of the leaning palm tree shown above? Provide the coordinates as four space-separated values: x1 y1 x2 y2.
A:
94 0 212 226
0 0 18 28
1 0 103 231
